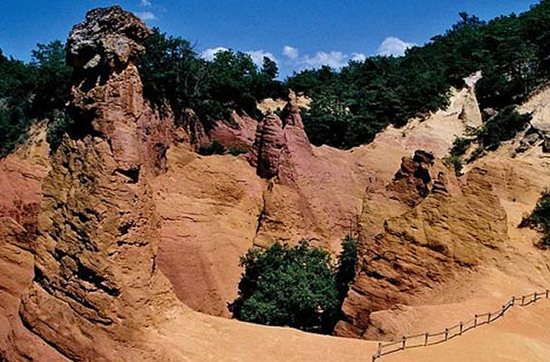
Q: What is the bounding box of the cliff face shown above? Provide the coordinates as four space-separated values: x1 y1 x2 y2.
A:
3 7 550 361
10 7 180 360
248 97 368 251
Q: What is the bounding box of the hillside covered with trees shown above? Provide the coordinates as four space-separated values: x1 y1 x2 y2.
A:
2 1 550 156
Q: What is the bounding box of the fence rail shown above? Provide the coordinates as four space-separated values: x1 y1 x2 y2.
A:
371 289 550 361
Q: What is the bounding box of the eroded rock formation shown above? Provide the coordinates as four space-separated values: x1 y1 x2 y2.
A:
13 7 180 360
335 160 509 338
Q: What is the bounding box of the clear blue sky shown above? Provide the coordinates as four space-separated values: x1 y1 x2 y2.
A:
0 0 539 77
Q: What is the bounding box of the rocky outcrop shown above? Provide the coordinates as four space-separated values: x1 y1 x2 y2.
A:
0 124 50 235
152 146 264 317
208 111 258 152
14 7 181 360
335 164 509 338
249 114 287 179
0 217 71 361
247 97 369 251
387 150 435 207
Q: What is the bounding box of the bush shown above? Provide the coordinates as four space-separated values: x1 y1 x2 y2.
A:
450 137 472 156
443 154 463 176
198 140 226 156
520 191 550 248
230 236 357 334
335 235 358 301
478 107 532 150
46 110 75 153
0 41 71 156
228 145 248 156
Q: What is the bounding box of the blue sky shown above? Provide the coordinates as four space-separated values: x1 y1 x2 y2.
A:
0 0 538 77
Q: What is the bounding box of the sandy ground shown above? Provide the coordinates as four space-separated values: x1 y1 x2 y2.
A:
382 300 550 362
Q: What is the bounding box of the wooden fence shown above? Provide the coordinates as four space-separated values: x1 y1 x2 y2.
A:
371 289 550 361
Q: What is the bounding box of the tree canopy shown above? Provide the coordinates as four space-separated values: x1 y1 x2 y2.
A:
287 1 550 149
0 41 71 156
3 2 550 157
230 237 357 334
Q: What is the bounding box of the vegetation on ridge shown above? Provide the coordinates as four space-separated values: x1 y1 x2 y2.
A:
138 28 287 126
0 41 71 156
521 191 550 248
289 1 550 149
3 1 550 157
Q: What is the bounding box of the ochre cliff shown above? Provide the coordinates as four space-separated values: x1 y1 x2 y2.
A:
335 79 550 339
6 7 182 360
2 6 550 362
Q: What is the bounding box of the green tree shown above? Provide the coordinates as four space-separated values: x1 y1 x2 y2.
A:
477 106 532 150
261 56 278 79
230 236 358 334
520 190 550 247
30 40 72 117
335 235 358 301
230 240 339 333
139 28 208 115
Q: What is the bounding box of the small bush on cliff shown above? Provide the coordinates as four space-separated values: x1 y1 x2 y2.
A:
520 191 550 248
230 236 357 334
477 106 532 150
198 140 226 156
335 235 358 302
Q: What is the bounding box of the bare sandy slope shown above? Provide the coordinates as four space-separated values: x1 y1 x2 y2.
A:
383 298 550 362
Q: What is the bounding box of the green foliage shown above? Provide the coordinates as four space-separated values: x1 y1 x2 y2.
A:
443 155 463 176
477 106 532 150
443 137 471 175
335 235 358 301
230 236 357 334
287 3 550 149
139 30 287 127
228 145 248 156
30 40 72 118
466 146 485 163
138 29 207 115
198 140 227 156
520 191 550 248
0 41 71 156
451 137 472 156
46 110 75 152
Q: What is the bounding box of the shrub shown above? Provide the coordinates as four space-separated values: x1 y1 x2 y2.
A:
450 137 471 156
520 191 550 248
335 235 358 301
478 107 532 150
230 236 357 334
443 154 463 176
46 110 74 153
198 140 226 156
228 145 248 156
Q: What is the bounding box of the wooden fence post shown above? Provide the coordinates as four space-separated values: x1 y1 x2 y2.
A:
371 290 550 362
